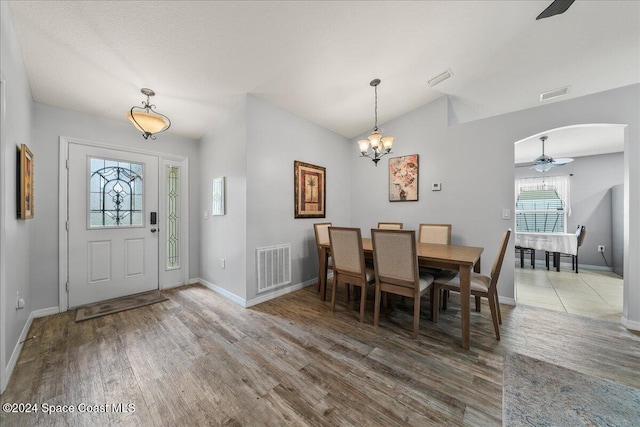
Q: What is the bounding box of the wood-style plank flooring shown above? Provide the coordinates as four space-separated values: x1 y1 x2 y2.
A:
1 284 639 426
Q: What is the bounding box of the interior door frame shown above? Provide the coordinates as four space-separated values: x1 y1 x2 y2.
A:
0 73 8 393
58 136 190 312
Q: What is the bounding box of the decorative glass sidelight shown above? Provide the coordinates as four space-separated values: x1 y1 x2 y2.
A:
90 157 144 227
167 166 180 268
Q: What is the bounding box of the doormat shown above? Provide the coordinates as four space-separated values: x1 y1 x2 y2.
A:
75 290 168 322
503 352 640 426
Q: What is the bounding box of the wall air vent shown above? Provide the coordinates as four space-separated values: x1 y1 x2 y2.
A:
256 244 291 293
540 86 570 102
428 69 453 87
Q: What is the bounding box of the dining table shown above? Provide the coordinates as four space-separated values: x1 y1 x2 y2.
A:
318 238 484 350
515 232 578 272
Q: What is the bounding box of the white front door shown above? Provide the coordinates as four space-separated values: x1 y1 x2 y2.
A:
68 143 159 307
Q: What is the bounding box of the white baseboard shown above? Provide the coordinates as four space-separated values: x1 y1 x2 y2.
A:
32 306 60 318
621 316 640 331
193 277 318 308
4 311 34 393
245 278 316 308
197 278 246 307
188 278 200 285
498 296 516 306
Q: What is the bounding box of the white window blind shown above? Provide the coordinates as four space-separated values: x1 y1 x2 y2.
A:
515 175 571 233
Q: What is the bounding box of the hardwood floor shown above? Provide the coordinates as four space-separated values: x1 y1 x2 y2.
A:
1 284 639 426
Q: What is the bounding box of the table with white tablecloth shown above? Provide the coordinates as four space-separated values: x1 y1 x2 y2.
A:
515 232 578 272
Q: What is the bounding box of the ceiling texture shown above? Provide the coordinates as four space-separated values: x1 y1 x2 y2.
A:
7 1 640 156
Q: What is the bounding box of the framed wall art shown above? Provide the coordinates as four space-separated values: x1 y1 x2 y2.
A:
389 154 419 202
294 160 325 218
19 143 34 219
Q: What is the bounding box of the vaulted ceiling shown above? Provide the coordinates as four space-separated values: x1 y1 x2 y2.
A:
7 1 640 145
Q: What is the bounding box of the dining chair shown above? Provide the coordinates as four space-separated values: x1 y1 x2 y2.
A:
418 224 451 244
328 227 375 322
313 222 332 300
545 225 586 273
432 229 511 340
371 229 435 339
418 223 454 308
377 222 403 229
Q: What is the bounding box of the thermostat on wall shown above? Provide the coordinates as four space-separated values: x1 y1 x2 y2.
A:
432 182 441 191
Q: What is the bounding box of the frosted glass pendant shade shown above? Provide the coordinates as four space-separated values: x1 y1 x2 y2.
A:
126 111 170 134
358 140 370 153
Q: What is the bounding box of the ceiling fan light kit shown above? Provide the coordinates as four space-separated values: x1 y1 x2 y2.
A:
521 135 574 172
126 88 171 140
358 79 395 166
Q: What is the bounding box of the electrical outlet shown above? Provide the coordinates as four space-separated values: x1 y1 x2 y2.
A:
220 258 225 269
597 245 605 253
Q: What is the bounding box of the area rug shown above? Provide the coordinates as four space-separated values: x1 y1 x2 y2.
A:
503 352 640 426
75 290 168 322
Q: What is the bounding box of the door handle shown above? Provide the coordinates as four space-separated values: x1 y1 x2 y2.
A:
150 228 157 233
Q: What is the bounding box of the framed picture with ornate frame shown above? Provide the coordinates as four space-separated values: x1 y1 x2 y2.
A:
389 154 419 202
19 143 34 219
294 160 326 218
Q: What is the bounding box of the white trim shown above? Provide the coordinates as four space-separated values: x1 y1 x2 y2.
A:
195 277 317 308
621 316 640 331
4 310 34 393
498 296 516 306
161 282 186 290
32 307 60 318
59 136 189 313
188 277 200 285
245 278 316 307
0 72 7 393
197 278 246 307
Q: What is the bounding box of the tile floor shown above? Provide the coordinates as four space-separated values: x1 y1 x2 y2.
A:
514 261 623 322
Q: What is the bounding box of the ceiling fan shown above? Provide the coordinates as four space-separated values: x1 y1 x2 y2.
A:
518 136 574 172
536 0 576 20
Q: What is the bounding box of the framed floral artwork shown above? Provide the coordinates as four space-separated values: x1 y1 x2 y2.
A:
294 161 325 218
19 144 34 219
389 154 418 202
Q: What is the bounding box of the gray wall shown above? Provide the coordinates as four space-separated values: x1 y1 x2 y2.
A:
515 152 624 268
198 95 352 303
31 102 201 310
612 184 624 276
1 0 33 379
349 85 639 306
245 96 352 301
199 98 248 300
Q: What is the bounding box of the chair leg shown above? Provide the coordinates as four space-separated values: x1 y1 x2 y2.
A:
413 293 420 340
531 249 535 269
359 285 367 323
487 292 500 340
519 248 524 268
475 295 481 312
442 289 448 310
331 279 338 312
495 292 502 325
374 285 381 327
575 253 579 273
432 286 440 323
545 251 549 269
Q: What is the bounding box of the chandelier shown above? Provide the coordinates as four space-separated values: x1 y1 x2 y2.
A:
357 79 394 166
126 88 171 140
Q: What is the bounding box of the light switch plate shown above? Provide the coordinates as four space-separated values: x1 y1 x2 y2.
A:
432 182 441 191
502 209 511 220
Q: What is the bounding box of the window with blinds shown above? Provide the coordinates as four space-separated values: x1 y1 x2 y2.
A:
515 176 570 233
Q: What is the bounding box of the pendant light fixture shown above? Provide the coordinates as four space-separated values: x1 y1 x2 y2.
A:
357 79 394 166
126 88 171 140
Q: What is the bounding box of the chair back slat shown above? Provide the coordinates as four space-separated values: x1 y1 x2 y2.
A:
418 224 451 244
329 227 364 275
314 222 331 246
578 225 586 247
371 229 417 284
377 222 403 230
489 230 512 290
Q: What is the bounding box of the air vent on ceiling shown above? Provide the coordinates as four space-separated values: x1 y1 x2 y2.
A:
540 86 570 101
428 69 453 87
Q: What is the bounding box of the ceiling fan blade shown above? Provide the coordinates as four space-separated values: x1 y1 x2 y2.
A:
536 0 575 20
551 157 574 165
515 163 536 168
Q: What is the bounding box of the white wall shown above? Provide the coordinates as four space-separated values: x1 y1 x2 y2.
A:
245 96 352 302
515 152 624 267
1 0 33 390
199 98 248 300
350 84 639 313
31 102 201 310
